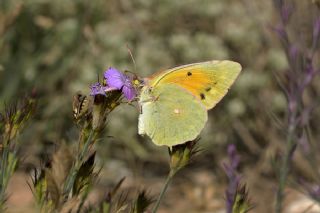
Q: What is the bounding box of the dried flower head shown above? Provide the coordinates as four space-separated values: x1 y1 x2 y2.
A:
1 94 36 144
131 190 154 213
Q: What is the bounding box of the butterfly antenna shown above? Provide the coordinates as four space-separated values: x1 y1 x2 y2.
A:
126 44 144 91
126 44 136 73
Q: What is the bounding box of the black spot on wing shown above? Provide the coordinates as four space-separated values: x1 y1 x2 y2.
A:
200 93 205 100
187 72 192 76
205 87 211 92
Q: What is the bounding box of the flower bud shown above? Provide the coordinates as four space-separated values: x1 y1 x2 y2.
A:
169 140 198 172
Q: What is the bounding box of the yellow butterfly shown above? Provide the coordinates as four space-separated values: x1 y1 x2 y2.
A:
138 60 241 147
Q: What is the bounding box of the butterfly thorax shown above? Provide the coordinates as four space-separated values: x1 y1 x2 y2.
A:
139 85 155 104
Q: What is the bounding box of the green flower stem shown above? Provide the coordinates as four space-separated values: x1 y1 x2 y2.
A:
152 169 177 213
64 130 93 196
0 148 8 202
275 122 297 213
0 139 18 208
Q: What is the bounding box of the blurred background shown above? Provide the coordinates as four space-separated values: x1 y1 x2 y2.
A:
1 0 320 212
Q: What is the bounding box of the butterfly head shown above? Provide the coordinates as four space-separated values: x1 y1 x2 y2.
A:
131 75 144 90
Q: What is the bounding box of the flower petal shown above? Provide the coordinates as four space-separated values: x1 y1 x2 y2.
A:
122 85 136 101
90 82 108 96
104 67 126 89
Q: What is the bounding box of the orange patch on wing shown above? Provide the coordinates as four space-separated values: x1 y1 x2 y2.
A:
156 68 214 99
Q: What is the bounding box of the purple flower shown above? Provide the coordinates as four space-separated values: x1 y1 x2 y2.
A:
104 67 136 101
313 18 320 47
90 82 109 96
222 144 241 213
280 5 292 25
90 68 137 101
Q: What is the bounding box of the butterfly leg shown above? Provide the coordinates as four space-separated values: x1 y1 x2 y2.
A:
139 95 159 114
140 95 160 103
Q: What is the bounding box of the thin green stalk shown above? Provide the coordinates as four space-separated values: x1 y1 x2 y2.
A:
0 139 18 207
152 170 176 213
0 143 9 202
64 130 93 196
275 124 296 213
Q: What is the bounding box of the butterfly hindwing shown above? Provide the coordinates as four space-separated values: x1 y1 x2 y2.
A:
139 83 207 146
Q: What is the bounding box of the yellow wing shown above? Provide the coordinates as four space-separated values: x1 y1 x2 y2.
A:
147 60 242 109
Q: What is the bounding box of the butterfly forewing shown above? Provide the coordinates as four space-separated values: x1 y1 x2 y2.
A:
148 60 241 109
